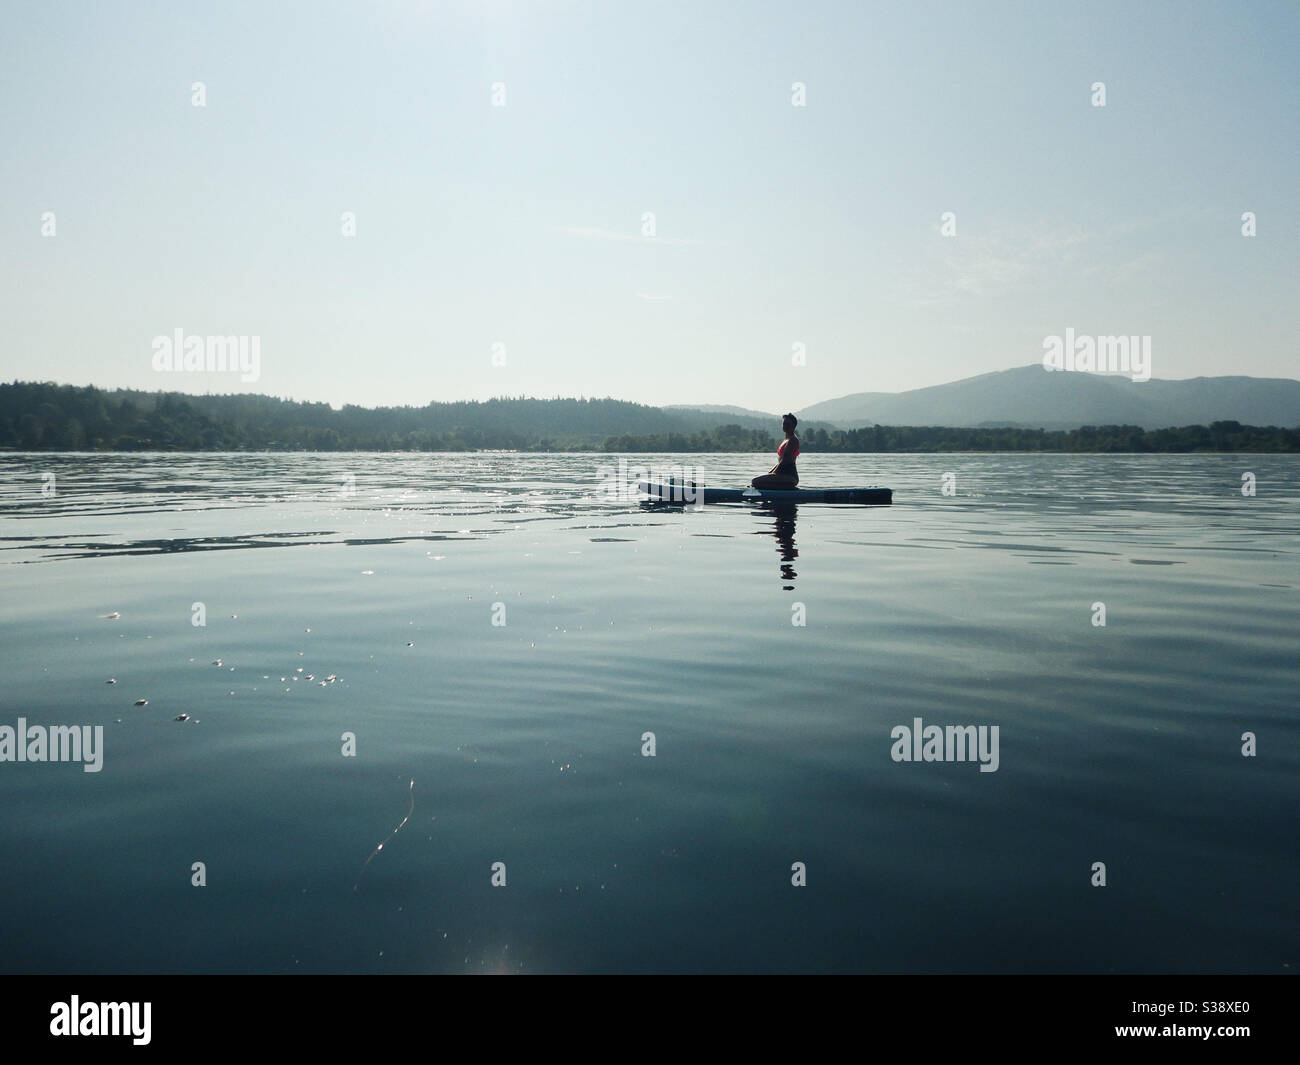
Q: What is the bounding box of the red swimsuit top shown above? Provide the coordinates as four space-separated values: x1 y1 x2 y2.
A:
778 439 799 461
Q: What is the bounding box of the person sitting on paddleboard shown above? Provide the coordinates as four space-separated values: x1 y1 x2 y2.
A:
752 414 799 490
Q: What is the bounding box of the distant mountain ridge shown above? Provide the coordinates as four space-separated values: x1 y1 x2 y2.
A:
664 403 776 421
662 404 838 432
798 365 1300 430
6 366 1299 453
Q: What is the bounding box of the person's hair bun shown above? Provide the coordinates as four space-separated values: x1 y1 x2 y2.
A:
783 412 798 427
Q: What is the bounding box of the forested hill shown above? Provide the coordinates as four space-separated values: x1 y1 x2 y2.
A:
2 381 1298 452
0 382 745 451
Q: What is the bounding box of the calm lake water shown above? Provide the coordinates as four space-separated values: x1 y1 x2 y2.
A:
1 452 1296 973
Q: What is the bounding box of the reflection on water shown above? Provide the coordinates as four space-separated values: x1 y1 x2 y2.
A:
7 450 1297 569
0 450 1298 974
754 503 798 589
638 490 802 588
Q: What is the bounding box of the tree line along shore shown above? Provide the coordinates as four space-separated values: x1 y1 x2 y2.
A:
3 382 1297 453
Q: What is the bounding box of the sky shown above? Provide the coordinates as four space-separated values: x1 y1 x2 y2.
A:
1 0 1297 413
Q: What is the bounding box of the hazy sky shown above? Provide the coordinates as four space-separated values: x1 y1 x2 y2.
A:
2 0 1296 413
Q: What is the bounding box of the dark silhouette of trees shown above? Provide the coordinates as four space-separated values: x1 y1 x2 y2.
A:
2 382 1296 452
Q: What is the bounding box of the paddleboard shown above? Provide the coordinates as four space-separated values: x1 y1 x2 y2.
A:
638 480 892 505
